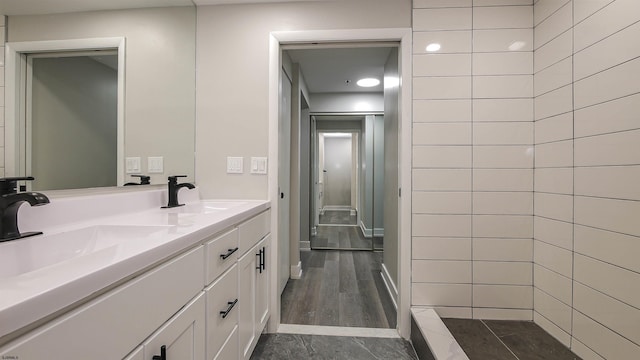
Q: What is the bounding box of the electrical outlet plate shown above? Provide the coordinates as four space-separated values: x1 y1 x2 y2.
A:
148 157 164 173
250 157 267 174
126 157 141 173
227 157 244 174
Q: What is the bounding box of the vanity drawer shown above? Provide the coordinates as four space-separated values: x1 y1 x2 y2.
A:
205 263 238 360
238 210 270 254
205 228 239 284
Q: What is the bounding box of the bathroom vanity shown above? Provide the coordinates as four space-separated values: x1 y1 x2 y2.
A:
0 187 270 359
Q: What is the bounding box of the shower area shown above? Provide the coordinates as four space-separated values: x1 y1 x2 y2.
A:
311 114 384 251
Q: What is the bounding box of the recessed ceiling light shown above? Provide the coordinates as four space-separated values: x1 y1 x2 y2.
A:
356 78 380 87
426 43 441 52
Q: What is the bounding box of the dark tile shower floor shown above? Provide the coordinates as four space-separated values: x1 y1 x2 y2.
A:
442 318 582 360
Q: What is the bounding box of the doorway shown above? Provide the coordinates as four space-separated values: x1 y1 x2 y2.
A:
268 28 412 338
278 43 398 331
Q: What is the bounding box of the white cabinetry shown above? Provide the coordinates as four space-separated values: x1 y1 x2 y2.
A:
238 210 271 360
0 208 271 360
143 292 205 360
0 246 204 360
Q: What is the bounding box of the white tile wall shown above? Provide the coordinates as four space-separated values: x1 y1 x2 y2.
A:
473 98 533 122
413 169 472 191
532 1 640 357
473 168 533 191
473 28 533 52
574 93 640 138
414 54 471 77
412 1 534 319
413 30 472 54
533 1 572 48
413 8 472 31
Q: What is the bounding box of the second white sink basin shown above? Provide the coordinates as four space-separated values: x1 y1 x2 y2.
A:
0 225 174 279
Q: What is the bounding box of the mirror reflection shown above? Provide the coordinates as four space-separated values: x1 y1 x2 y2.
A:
4 5 196 191
29 52 118 190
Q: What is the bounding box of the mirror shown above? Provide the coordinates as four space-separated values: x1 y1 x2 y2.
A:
3 5 196 191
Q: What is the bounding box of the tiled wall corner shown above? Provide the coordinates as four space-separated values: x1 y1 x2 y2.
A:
412 0 534 320
532 0 574 347
533 0 640 358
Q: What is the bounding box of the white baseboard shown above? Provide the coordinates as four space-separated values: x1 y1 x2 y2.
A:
359 221 385 239
323 205 351 211
300 240 311 251
290 261 302 279
359 220 371 238
380 263 398 310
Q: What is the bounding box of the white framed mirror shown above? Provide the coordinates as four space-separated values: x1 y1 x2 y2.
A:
2 5 196 192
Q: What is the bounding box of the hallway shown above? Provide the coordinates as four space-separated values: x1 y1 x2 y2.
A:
281 250 396 328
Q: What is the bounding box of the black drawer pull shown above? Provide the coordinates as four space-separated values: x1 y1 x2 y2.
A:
152 345 166 360
220 299 238 319
220 247 239 260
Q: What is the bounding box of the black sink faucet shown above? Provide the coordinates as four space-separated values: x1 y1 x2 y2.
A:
0 177 50 242
162 175 195 208
124 175 151 186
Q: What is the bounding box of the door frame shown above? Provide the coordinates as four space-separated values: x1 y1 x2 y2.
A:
4 37 126 185
267 28 412 338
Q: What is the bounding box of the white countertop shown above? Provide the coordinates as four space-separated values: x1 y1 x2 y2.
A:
0 188 270 341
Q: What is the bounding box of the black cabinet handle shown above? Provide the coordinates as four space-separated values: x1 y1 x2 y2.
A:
152 345 166 360
256 251 262 273
220 299 238 319
256 247 266 273
220 247 239 260
261 247 266 271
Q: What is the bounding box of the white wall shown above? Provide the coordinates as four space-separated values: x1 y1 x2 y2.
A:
0 16 6 178
194 0 410 199
533 1 640 359
7 7 196 184
310 93 384 113
411 0 535 320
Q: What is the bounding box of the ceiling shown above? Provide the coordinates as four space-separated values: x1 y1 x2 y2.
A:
287 47 392 94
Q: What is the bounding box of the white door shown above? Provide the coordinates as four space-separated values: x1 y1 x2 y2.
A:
278 68 292 294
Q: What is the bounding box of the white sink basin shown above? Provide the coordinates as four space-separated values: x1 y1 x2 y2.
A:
0 225 174 279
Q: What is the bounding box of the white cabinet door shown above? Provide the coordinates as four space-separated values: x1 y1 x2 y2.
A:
255 235 270 332
238 245 258 360
143 292 205 360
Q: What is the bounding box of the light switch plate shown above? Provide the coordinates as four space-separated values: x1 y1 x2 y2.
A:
227 157 244 174
126 157 141 173
148 157 164 173
250 157 267 174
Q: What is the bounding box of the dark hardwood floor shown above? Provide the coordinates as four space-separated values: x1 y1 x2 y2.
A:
319 210 357 225
311 225 384 250
281 250 396 329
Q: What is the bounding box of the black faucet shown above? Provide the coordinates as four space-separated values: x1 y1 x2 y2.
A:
124 175 151 186
162 175 195 208
0 177 50 242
